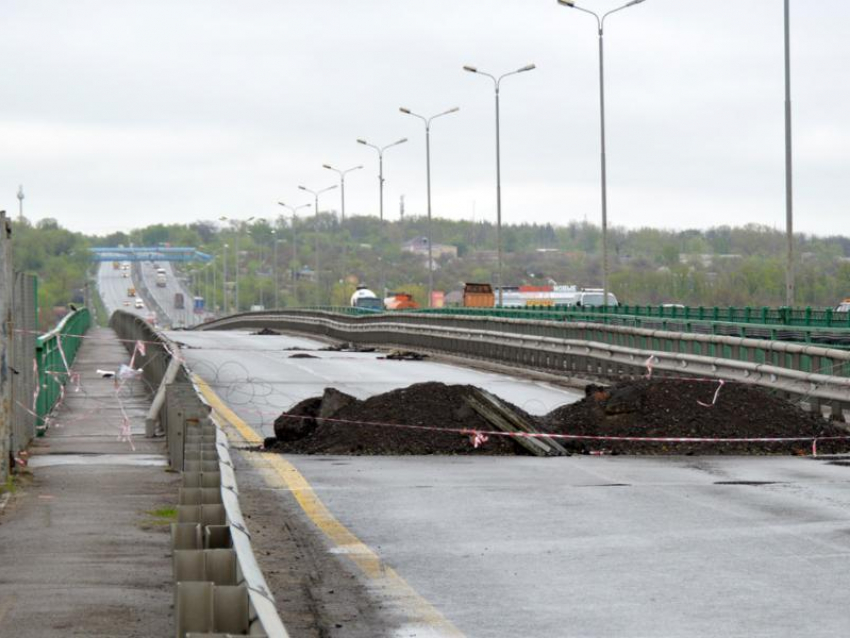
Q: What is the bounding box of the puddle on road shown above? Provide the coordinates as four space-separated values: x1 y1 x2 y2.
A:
28 454 167 468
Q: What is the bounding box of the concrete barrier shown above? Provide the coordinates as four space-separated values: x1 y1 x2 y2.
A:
110 311 288 638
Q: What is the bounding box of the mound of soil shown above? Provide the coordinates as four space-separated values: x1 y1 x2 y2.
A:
542 379 850 455
267 378 850 456
270 382 527 455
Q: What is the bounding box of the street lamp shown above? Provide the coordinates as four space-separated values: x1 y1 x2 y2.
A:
16 185 24 221
222 243 229 314
278 201 312 307
557 0 648 307
356 137 408 221
297 185 338 305
463 63 536 307
322 164 363 223
399 105 460 307
219 215 254 312
783 0 794 306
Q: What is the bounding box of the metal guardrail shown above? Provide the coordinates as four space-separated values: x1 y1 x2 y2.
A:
293 304 850 348
199 309 850 422
109 310 288 638
35 307 91 431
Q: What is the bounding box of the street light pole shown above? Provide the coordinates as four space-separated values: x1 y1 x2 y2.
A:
222 243 229 314
463 63 536 307
271 229 278 309
16 185 24 222
322 164 363 301
400 106 460 307
557 0 647 308
322 164 362 223
356 138 408 221
298 185 338 305
278 201 311 307
783 0 795 307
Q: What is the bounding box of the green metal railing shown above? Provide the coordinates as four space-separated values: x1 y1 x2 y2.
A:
279 303 850 348
35 307 92 431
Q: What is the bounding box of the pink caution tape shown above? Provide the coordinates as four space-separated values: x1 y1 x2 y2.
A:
697 379 726 407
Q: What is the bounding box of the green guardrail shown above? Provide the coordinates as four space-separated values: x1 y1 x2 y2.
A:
288 304 850 349
35 307 92 433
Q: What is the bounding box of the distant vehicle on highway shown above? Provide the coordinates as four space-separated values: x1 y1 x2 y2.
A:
134 298 144 309
350 285 383 311
194 297 205 313
463 283 494 308
121 262 131 270
174 292 185 309
155 268 167 287
112 261 120 270
837 298 850 313
384 292 419 310
249 304 265 312
127 287 136 297
575 290 619 308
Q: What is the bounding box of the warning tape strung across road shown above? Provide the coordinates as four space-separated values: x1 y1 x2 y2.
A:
273 412 850 456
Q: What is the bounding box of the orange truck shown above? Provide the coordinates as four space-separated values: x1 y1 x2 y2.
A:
384 292 419 310
463 283 495 308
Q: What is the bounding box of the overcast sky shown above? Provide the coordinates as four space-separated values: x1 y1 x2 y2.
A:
2 0 849 237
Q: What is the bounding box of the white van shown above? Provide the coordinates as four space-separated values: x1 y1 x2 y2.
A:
576 290 619 308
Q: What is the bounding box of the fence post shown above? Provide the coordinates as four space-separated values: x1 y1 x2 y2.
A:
0 212 12 482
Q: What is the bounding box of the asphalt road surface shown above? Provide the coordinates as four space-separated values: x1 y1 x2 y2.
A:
170 328 850 637
96 262 152 321
287 454 850 638
137 260 200 328
166 329 583 438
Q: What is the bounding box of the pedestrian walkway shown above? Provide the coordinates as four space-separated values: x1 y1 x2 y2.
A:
0 327 178 637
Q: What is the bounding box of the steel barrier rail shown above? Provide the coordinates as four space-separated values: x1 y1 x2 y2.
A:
294 304 850 347
109 310 289 638
198 309 850 377
198 310 850 421
35 307 92 431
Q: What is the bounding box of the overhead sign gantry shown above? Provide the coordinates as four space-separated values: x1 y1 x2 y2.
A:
90 247 213 263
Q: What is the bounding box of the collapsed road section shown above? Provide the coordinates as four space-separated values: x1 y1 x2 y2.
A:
269 379 850 456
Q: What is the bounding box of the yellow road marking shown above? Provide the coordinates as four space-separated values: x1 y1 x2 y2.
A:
193 373 465 637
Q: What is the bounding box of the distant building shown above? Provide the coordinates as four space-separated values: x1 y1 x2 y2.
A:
679 253 742 268
295 266 316 281
402 237 458 260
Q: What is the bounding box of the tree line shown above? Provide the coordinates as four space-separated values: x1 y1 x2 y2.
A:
13 214 850 327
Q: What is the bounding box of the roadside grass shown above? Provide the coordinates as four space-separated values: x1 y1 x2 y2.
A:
140 506 178 528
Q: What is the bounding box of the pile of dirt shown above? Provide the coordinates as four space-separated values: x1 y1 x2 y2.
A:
266 378 850 456
268 382 526 455
542 379 850 455
252 327 280 336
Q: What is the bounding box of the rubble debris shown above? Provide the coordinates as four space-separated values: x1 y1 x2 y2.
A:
319 343 377 353
542 379 850 455
380 350 428 361
270 383 528 455
252 327 280 336
266 378 850 457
